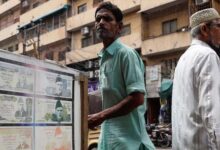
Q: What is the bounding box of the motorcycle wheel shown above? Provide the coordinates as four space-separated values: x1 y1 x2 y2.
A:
159 133 170 148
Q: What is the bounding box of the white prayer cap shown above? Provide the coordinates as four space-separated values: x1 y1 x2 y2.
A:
190 8 220 29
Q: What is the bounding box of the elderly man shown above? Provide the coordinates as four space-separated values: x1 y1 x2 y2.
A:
172 8 220 149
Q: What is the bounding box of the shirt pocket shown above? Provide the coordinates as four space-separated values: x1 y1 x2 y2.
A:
100 63 113 89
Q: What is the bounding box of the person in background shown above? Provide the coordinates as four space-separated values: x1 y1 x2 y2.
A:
172 8 220 149
88 2 155 150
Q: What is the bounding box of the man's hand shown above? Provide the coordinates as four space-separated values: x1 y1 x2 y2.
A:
88 112 105 130
88 92 144 130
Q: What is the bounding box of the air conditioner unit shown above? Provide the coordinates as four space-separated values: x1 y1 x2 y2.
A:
88 71 93 78
22 0 29 7
94 61 99 68
94 70 99 78
85 61 92 69
195 0 209 5
81 26 90 36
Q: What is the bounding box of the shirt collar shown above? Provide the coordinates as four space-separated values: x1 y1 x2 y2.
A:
98 38 121 58
191 39 210 48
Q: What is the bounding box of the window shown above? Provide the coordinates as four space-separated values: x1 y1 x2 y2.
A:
2 0 8 4
7 46 14 52
32 2 40 8
1 17 8 30
78 4 87 14
26 28 37 40
93 29 102 44
59 13 66 27
162 19 177 35
45 18 53 32
196 1 211 11
120 24 131 37
82 36 93 48
15 44 19 51
25 50 35 57
93 0 103 6
58 51 66 61
45 51 53 60
14 17 19 23
41 22 47 34
54 15 59 29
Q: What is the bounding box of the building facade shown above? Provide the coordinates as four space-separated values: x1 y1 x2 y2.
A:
0 0 220 123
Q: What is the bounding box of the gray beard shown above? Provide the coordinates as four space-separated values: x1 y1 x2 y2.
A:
207 41 220 58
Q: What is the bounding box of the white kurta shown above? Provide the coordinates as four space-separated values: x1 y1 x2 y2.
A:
172 39 220 150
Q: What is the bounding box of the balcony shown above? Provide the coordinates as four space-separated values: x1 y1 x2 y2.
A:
140 0 186 13
19 0 68 27
67 0 140 31
0 23 19 42
142 31 191 56
121 32 141 49
0 0 20 15
40 26 66 46
66 42 102 64
107 0 140 14
18 26 66 52
67 8 96 32
66 32 141 64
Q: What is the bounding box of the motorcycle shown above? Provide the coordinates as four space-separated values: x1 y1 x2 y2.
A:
146 123 172 148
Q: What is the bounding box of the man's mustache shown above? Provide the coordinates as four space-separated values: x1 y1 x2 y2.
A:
96 27 107 31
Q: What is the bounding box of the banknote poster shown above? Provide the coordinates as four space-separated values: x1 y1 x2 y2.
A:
0 94 33 123
0 127 33 150
35 70 72 98
35 99 72 123
0 61 34 94
35 126 72 150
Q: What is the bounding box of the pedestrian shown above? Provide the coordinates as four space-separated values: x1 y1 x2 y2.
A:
172 8 220 149
88 2 155 150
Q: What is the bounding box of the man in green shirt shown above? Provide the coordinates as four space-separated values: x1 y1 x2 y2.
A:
88 2 155 150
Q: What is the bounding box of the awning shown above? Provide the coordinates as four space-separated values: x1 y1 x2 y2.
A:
159 79 173 99
18 4 69 30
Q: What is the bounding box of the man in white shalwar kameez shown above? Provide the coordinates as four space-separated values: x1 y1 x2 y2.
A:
172 8 220 150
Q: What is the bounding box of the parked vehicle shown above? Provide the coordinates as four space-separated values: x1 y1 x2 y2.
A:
146 123 172 148
88 127 100 150
88 90 102 150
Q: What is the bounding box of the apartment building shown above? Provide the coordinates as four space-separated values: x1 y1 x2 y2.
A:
0 0 20 52
0 0 220 123
140 0 220 123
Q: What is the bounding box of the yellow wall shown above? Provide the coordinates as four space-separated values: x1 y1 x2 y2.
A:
72 0 94 15
141 0 175 12
0 0 20 15
19 0 68 27
67 0 140 32
71 11 141 51
146 4 188 38
145 50 183 66
72 30 83 50
0 22 19 42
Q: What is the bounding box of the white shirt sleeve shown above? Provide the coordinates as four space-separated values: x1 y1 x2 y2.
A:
197 53 220 148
